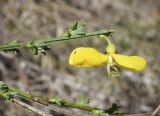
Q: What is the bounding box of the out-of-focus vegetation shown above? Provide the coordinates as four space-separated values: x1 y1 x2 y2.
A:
0 0 159 115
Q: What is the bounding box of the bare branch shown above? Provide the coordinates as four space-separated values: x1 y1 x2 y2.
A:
13 99 53 116
151 105 160 116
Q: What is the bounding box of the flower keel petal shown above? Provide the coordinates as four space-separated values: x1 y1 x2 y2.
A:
111 54 147 72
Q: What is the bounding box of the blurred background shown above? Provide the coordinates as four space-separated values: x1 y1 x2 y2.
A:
0 0 159 115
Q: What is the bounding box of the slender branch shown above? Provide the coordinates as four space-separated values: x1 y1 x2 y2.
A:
151 104 160 116
0 81 117 116
14 96 81 116
13 98 53 116
62 102 99 111
11 87 101 113
1 81 158 116
0 30 113 51
48 104 83 116
11 86 100 112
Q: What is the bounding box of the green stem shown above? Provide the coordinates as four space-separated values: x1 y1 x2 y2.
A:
0 30 113 51
0 81 121 115
12 89 105 113
0 81 102 113
17 88 99 111
99 34 112 45
62 102 99 111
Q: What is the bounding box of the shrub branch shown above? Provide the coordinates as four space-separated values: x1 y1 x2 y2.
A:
0 81 120 116
0 30 113 53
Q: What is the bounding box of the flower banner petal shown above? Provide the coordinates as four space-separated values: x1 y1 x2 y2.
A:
69 47 109 67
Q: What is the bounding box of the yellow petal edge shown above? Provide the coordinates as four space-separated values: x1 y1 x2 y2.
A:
111 54 147 72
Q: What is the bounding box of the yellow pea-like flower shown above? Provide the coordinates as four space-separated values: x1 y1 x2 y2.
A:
69 47 108 67
69 34 147 76
69 47 147 73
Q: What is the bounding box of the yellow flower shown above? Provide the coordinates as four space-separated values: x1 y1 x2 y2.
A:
69 47 109 67
68 36 147 76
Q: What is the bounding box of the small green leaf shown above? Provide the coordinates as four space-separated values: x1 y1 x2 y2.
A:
77 96 90 105
71 21 78 30
9 39 18 45
25 41 38 55
49 96 63 106
92 110 109 116
25 41 34 48
0 81 16 101
63 21 86 37
2 91 16 100
63 30 71 37
31 47 38 55
0 81 9 91
71 21 86 36
25 40 50 55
